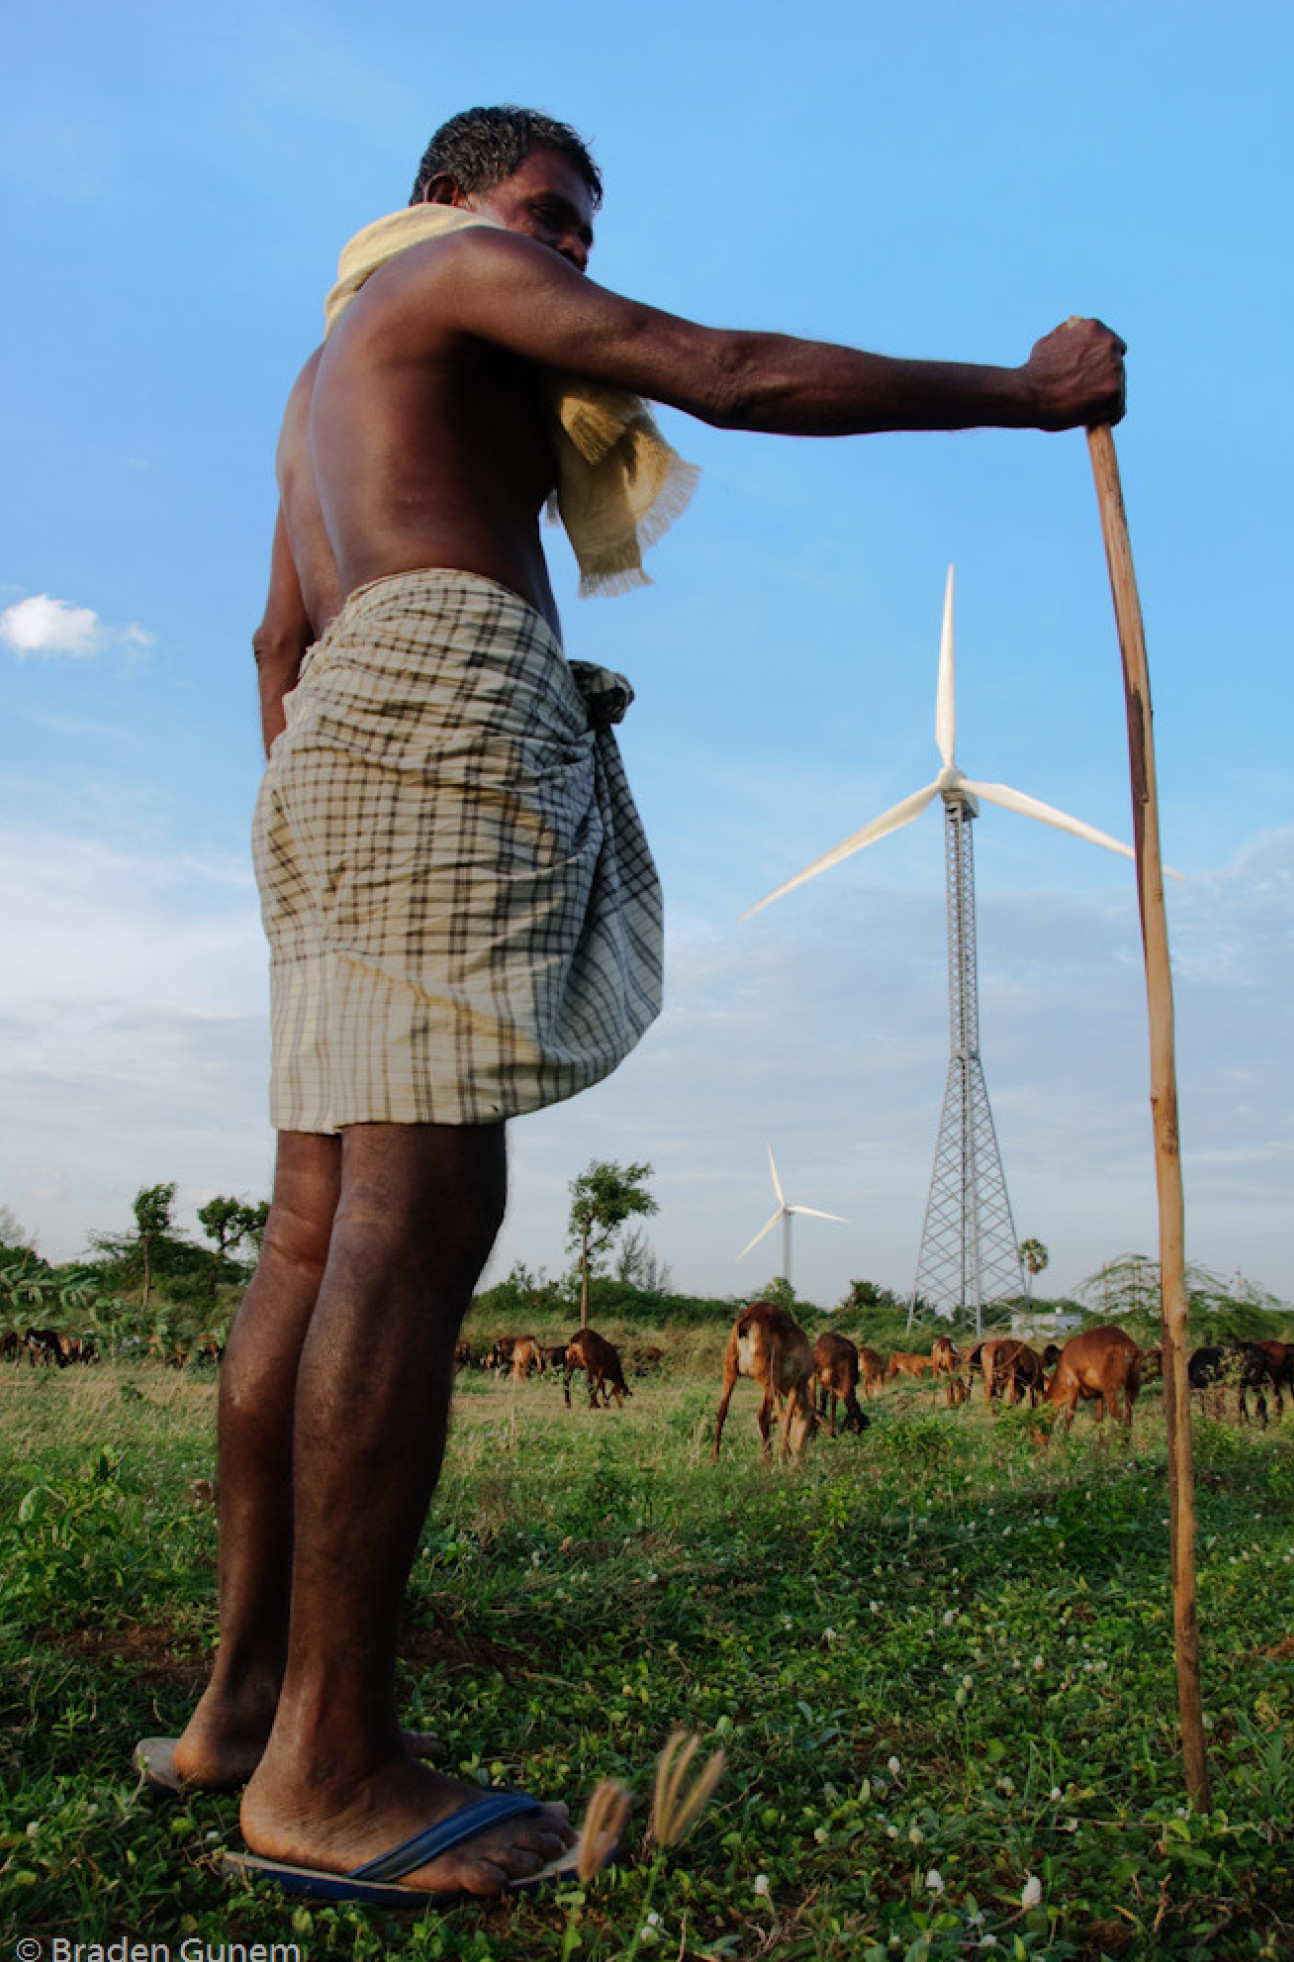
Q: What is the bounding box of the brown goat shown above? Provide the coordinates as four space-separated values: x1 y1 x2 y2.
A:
563 1327 631 1409
713 1302 816 1462
1045 1325 1141 1432
886 1350 936 1383
509 1336 546 1380
977 1338 1043 1406
857 1345 886 1397
931 1335 961 1375
811 1331 869 1437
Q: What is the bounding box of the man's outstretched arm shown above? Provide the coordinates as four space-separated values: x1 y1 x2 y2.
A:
253 507 312 758
416 229 1126 436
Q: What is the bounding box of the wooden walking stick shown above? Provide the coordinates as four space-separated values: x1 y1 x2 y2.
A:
1086 424 1210 1808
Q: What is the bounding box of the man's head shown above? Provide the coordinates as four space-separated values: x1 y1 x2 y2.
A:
410 106 600 271
409 106 602 211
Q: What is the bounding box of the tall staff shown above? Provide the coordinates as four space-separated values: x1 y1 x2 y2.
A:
1086 424 1209 1808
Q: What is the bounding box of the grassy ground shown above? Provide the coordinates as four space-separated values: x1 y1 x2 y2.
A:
2 1358 1293 1959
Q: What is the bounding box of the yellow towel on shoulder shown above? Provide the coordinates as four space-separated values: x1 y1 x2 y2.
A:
323 205 699 598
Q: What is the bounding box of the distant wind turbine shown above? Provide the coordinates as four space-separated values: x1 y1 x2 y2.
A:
738 1143 847 1291
743 566 1161 1332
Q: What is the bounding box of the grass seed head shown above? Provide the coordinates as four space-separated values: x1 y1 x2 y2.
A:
576 1777 632 1881
650 1729 726 1849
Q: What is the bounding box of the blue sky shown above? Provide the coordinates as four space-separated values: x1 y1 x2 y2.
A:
2 0 1291 1306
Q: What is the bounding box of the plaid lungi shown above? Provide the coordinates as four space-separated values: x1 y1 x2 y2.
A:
251 568 663 1131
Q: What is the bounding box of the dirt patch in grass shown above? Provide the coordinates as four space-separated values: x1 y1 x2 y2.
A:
399 1621 535 1679
1083 1918 1136 1955
41 1621 210 1692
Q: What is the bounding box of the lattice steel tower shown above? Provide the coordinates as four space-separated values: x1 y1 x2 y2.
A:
909 789 1022 1333
743 568 1139 1338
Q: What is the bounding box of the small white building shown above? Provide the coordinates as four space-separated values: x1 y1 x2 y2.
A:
1010 1310 1081 1341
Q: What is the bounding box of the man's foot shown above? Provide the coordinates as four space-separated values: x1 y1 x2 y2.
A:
171 1683 280 1791
164 1687 438 1794
240 1754 575 1897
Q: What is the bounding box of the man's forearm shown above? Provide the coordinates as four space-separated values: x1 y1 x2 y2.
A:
255 635 304 758
704 336 1042 435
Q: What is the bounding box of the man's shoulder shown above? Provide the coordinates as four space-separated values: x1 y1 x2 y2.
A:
332 225 552 358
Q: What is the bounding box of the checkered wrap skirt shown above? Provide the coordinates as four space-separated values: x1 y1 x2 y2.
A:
251 568 663 1131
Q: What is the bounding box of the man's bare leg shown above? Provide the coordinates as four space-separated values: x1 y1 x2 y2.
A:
172 1132 341 1789
241 1121 573 1893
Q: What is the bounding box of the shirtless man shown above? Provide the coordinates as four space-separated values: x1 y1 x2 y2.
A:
167 107 1124 1898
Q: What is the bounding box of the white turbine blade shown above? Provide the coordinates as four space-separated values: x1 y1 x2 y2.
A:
788 1206 849 1224
741 783 940 918
935 564 956 769
738 1209 783 1261
964 779 1187 880
964 779 1135 861
766 1142 785 1207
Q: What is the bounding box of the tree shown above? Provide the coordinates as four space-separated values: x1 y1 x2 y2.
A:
614 1226 672 1294
132 1183 176 1315
1019 1238 1050 1303
838 1278 899 1313
1078 1252 1159 1319
197 1197 269 1299
89 1181 205 1316
0 1205 34 1252
566 1159 658 1328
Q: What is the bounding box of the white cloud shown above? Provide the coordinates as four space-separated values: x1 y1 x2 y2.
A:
0 593 154 659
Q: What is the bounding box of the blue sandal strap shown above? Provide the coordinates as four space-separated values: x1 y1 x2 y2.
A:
352 1790 543 1883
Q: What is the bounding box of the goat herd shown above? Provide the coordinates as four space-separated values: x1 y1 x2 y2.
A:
457 1303 1294 1465
9 1310 1293 1460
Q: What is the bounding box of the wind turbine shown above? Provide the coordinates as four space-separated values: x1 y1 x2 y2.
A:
744 566 1144 1333
738 1143 847 1292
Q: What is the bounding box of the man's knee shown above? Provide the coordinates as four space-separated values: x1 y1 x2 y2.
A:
337 1121 507 1272
261 1132 343 1281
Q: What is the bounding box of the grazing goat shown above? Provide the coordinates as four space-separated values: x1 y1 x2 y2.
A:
1249 1340 1294 1412
482 1335 521 1372
1224 1337 1282 1426
931 1335 961 1375
24 1326 67 1367
563 1328 631 1409
1045 1325 1141 1433
1188 1346 1226 1419
945 1375 970 1407
713 1302 815 1462
857 1346 886 1397
509 1336 546 1380
886 1350 935 1383
811 1331 869 1437
990 1339 1045 1407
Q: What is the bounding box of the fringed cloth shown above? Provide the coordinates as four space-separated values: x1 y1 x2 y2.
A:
252 570 663 1131
323 205 699 598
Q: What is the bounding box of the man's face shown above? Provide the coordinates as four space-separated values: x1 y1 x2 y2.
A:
467 148 596 272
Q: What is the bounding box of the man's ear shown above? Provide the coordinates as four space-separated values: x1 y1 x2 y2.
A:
421 171 470 208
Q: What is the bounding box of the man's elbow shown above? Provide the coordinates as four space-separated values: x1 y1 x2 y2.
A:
696 336 758 430
252 626 302 672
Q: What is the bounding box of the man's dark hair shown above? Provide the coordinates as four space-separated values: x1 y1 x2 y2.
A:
410 105 602 209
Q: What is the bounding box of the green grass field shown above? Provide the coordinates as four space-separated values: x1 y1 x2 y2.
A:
3 1352 1293 1960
